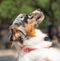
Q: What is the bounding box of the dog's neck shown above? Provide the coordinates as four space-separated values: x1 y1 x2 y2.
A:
27 29 47 40
23 29 51 49
25 23 36 37
25 23 47 38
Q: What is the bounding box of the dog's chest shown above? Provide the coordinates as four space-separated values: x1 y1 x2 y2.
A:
23 29 47 48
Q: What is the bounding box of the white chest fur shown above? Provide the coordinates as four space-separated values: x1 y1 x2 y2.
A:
24 29 52 49
18 29 60 61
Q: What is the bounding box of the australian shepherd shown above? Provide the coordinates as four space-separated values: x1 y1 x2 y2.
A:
9 9 60 61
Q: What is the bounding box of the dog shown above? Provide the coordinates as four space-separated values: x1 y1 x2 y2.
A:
9 9 60 61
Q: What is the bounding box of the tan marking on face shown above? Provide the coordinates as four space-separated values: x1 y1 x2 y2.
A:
25 23 36 37
12 25 21 41
28 13 39 28
28 14 36 22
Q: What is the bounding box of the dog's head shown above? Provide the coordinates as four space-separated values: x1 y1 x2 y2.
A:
9 9 45 47
12 9 44 28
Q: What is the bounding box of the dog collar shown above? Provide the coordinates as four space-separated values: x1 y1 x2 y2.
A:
24 47 36 53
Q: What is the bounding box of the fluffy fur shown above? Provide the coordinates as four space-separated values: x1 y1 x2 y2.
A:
11 25 60 61
18 29 60 61
10 9 60 61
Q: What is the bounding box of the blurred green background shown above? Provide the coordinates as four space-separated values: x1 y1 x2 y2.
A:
0 0 60 50
0 0 60 28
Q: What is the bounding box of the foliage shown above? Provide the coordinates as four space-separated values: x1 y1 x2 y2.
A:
0 0 60 28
